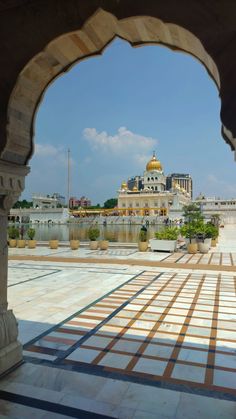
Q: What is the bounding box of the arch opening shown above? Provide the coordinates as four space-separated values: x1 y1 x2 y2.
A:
3 8 225 167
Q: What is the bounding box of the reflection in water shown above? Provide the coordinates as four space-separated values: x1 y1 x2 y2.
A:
15 222 163 243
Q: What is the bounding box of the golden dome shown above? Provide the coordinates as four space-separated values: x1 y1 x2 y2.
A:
146 152 162 171
121 181 128 190
132 186 138 192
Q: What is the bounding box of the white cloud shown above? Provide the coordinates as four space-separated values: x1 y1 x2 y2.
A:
34 143 74 167
83 127 158 168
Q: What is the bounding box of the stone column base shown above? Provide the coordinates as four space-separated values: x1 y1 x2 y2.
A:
0 340 22 376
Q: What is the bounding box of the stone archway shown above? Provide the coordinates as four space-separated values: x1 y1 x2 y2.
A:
1 1 236 376
3 10 221 166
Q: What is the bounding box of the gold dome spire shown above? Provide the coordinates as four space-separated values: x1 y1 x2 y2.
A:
121 181 128 190
132 185 138 192
146 151 162 172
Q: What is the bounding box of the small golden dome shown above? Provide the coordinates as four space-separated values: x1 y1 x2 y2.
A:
121 181 128 190
132 186 138 192
146 152 162 171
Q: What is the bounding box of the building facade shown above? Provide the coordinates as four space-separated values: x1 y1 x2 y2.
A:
166 173 193 198
32 193 65 209
194 195 236 224
118 153 191 217
52 192 65 206
69 196 91 209
127 175 143 191
32 194 58 209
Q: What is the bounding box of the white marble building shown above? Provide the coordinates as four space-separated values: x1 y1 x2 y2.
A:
195 195 236 224
118 153 191 217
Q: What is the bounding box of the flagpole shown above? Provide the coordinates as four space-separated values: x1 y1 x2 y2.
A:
67 148 70 209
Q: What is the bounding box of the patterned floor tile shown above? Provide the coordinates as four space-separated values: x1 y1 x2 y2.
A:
23 270 236 400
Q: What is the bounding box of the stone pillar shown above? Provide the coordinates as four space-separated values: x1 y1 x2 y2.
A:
0 160 29 375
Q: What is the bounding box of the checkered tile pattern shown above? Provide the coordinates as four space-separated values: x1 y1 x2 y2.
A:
164 252 236 266
88 249 136 256
24 271 236 399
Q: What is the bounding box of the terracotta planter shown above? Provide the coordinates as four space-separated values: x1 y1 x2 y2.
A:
17 239 26 248
185 238 197 246
70 240 80 250
99 240 109 250
28 240 37 249
187 243 198 254
90 240 98 250
9 239 17 248
211 239 217 247
138 241 148 252
49 240 59 249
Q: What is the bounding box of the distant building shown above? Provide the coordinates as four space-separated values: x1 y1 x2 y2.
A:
194 195 236 223
118 153 191 218
32 194 58 209
166 173 193 198
32 193 65 209
127 176 143 191
78 196 91 207
52 193 65 206
69 196 91 209
69 197 78 209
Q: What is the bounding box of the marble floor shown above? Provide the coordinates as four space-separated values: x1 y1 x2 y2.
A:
8 240 236 269
1 226 236 418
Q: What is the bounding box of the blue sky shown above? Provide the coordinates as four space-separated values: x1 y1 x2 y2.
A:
23 38 236 204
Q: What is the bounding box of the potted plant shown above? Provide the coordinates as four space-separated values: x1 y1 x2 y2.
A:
195 222 211 253
99 239 109 250
88 227 100 250
138 229 148 251
8 226 19 248
99 226 109 250
180 223 198 254
150 226 178 252
27 227 36 249
69 228 80 250
17 225 26 248
49 232 59 249
210 214 221 241
181 204 204 254
205 223 219 247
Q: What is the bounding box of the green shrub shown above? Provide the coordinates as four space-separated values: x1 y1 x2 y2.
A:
180 222 200 241
8 226 19 240
155 226 179 240
205 223 218 239
27 228 36 240
88 227 100 241
139 230 147 242
183 204 203 223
